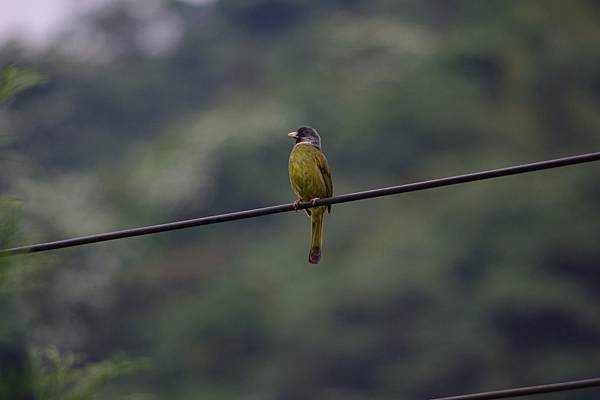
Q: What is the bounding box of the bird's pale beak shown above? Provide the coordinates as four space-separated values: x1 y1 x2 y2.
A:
287 131 298 139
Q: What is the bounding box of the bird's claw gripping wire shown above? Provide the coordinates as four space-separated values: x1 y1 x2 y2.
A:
292 199 302 212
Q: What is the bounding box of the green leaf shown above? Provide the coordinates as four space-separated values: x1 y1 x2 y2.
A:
0 65 46 103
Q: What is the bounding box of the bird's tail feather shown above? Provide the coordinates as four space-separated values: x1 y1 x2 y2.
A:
309 208 325 264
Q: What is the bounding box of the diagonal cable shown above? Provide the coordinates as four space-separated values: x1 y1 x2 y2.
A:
1 151 599 256
430 376 600 400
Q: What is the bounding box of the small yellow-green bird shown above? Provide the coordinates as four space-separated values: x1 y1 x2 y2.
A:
288 127 333 264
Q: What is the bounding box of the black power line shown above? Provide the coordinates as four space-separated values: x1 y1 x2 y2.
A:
1 151 599 257
430 376 600 400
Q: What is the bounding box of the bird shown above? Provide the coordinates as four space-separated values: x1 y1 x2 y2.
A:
287 126 333 264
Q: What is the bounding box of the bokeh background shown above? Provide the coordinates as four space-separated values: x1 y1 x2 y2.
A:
1 1 600 399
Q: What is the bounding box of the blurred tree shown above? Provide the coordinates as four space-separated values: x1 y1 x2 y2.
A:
0 66 145 400
1 0 600 399
0 65 44 400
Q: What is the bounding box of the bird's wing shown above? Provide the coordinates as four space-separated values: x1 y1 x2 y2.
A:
315 150 333 212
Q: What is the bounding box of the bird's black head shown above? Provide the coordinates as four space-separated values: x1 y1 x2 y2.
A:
287 126 322 149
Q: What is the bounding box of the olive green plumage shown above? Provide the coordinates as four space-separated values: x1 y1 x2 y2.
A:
287 127 333 264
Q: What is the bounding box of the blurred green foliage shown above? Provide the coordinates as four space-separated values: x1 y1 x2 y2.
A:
1 65 42 400
30 348 147 400
1 0 600 399
0 67 145 399
0 66 45 103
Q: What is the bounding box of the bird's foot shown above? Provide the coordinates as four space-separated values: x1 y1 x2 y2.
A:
310 198 320 207
292 199 302 212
